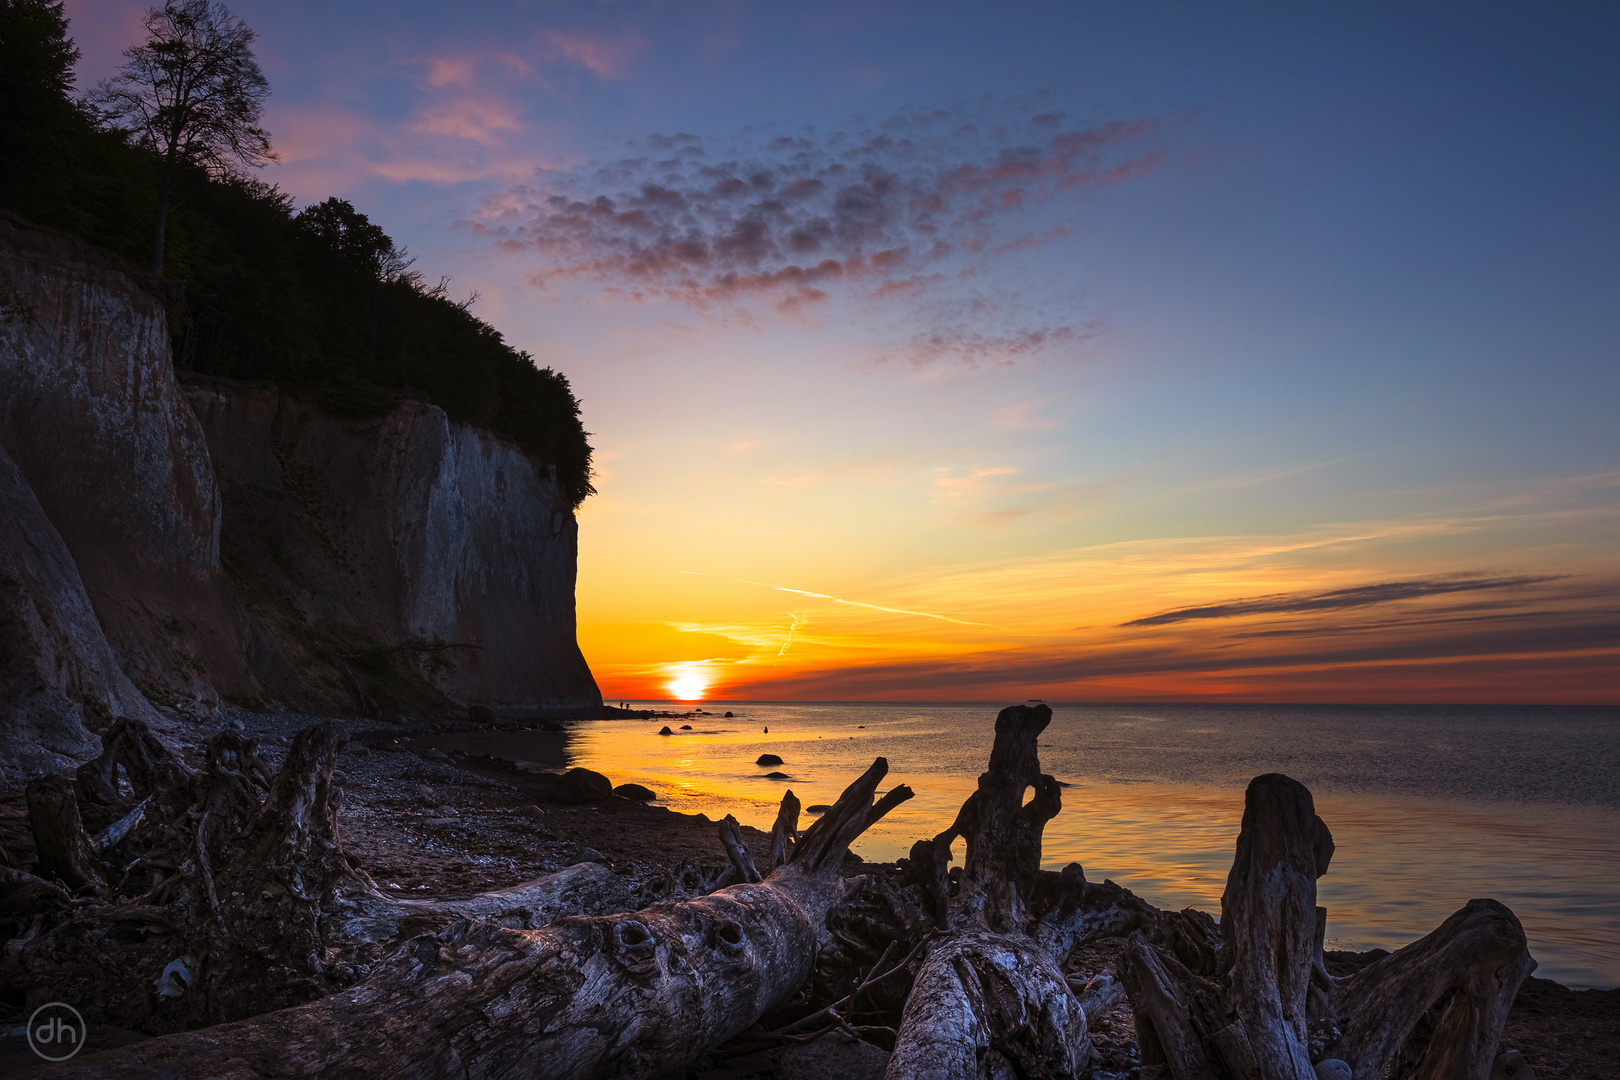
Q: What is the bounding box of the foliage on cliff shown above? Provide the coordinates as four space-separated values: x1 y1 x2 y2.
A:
0 0 593 505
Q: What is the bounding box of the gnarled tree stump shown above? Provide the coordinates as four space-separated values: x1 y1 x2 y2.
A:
887 703 1092 1080
1119 772 1535 1080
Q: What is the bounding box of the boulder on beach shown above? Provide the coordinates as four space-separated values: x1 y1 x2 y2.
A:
614 783 656 801
554 767 613 804
468 704 496 725
569 847 607 865
756 753 784 766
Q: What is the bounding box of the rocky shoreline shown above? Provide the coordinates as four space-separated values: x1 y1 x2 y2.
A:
2 705 1613 1078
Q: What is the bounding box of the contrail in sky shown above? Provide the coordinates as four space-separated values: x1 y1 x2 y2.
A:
681 572 989 627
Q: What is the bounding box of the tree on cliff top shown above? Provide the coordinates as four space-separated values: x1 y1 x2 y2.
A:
86 0 275 274
0 1 81 222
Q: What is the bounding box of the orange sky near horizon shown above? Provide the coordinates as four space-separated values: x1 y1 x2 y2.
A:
577 479 1620 704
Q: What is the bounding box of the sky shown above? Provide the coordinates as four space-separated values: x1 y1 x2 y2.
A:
66 1 1620 703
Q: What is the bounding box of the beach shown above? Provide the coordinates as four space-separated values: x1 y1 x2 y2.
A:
4 703 1613 1077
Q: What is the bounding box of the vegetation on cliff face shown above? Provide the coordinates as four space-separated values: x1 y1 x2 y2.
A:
0 0 593 505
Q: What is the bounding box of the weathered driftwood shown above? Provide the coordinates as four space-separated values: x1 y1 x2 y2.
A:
1334 898 1536 1080
1119 772 1535 1080
25 774 103 892
47 757 913 1079
887 703 1092 1080
2 719 642 1034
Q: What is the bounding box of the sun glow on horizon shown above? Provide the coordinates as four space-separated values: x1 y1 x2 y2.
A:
665 662 715 701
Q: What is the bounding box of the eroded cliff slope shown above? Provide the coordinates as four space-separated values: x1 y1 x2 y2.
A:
0 215 598 777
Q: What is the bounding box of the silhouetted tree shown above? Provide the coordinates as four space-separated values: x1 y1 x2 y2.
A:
0 0 82 220
87 0 274 273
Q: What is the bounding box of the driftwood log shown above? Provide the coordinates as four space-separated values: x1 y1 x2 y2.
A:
43 756 913 1078
887 703 1093 1080
1120 772 1536 1080
2 719 646 1033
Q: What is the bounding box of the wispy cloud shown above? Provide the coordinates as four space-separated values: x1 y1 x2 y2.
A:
540 28 649 79
722 611 1620 701
680 571 991 626
1121 575 1566 627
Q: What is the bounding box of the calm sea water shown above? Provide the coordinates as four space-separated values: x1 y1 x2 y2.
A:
437 702 1620 988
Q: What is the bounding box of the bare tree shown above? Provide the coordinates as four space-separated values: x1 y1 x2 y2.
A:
87 0 275 273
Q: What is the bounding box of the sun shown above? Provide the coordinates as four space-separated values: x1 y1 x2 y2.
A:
665 663 711 701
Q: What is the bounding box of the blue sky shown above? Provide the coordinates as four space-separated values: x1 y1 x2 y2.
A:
67 0 1620 700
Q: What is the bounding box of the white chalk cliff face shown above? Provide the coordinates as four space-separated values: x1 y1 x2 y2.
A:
184 385 600 711
0 215 599 778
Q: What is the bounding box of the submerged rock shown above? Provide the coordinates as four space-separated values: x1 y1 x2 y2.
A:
658 725 674 735
614 783 656 801
764 771 790 779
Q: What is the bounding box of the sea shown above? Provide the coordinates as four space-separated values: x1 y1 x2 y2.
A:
429 702 1620 989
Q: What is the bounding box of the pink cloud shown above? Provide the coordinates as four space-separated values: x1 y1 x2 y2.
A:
541 28 648 79
409 94 524 146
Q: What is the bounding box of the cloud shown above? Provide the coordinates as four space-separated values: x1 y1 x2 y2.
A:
540 28 648 79
680 571 992 627
1120 575 1566 627
886 322 1097 368
722 612 1620 700
470 103 1169 353
263 49 564 197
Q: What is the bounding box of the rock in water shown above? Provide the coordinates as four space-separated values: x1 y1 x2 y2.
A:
614 783 656 801
765 771 790 779
756 753 784 766
658 725 674 735
554 767 613 804
1315 1061 1352 1080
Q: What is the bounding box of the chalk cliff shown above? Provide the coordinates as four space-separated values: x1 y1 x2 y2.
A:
0 215 598 777
184 382 599 714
